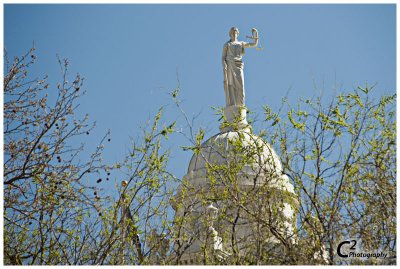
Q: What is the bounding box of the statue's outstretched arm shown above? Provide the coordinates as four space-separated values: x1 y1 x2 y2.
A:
244 28 259 48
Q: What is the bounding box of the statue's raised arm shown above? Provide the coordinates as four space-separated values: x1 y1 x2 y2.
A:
222 27 259 107
245 28 259 48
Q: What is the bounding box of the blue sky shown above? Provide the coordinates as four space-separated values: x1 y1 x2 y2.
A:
4 4 396 195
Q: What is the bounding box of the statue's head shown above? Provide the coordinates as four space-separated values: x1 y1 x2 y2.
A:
229 27 239 40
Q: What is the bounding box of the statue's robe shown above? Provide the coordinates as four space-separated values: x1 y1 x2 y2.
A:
222 41 247 106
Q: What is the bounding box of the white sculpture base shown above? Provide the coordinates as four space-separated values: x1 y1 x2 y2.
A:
220 105 250 132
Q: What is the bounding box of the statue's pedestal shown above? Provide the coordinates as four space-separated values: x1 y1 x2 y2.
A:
219 105 251 132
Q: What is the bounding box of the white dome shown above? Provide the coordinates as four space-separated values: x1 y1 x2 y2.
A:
188 131 282 174
184 130 295 195
172 108 299 259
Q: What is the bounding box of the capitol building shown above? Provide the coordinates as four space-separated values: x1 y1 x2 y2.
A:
156 27 327 265
170 103 300 265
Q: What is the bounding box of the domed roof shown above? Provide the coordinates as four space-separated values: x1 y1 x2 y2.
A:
184 130 295 195
187 130 283 177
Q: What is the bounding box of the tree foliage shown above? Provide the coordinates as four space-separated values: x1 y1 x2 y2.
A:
3 48 396 265
262 86 396 264
4 48 110 264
